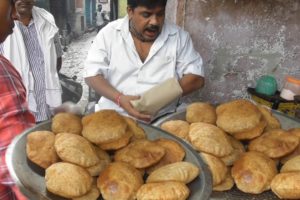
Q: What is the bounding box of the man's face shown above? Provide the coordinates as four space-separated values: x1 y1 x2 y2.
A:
0 0 17 43
128 5 165 42
15 0 34 16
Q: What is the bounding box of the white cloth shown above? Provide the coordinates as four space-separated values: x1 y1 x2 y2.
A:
84 15 204 116
96 11 105 26
1 6 62 112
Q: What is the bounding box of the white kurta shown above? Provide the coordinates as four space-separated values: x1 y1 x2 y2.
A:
84 16 204 116
1 6 62 113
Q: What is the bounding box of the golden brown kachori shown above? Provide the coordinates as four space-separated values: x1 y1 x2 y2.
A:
123 116 147 140
51 112 82 135
136 181 190 200
248 129 299 158
86 146 111 176
146 161 199 184
55 133 99 167
233 118 267 140
280 155 300 173
271 172 300 199
45 162 92 198
97 162 143 200
257 105 281 131
280 128 300 164
114 139 165 169
98 129 133 150
213 172 234 192
72 185 100 200
216 99 261 134
186 102 217 124
231 151 277 194
160 120 190 140
220 135 245 166
82 110 127 144
26 131 58 169
200 152 228 186
146 138 185 173
189 122 233 157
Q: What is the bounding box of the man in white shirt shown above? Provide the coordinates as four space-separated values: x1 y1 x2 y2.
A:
84 0 204 121
0 0 63 122
95 4 109 32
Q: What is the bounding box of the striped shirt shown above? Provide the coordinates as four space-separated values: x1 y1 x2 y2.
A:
0 55 35 200
16 20 49 122
14 20 62 122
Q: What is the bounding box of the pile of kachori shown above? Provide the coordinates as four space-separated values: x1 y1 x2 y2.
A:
26 110 200 200
160 99 300 199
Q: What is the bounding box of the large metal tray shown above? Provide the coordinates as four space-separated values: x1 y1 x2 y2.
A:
6 120 212 200
153 108 300 200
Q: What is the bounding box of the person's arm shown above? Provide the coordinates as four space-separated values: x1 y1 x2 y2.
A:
179 74 205 96
176 30 205 96
56 57 62 72
85 75 151 121
0 56 35 193
54 33 63 72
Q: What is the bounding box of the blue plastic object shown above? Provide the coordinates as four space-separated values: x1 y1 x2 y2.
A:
255 75 278 96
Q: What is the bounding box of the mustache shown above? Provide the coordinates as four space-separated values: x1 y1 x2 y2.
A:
145 25 159 32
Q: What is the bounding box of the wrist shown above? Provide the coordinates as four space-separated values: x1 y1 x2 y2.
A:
115 93 123 106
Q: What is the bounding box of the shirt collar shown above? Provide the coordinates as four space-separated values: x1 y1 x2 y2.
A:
16 18 34 29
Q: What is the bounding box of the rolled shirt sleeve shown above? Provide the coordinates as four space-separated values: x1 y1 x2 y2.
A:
84 31 110 78
176 30 205 78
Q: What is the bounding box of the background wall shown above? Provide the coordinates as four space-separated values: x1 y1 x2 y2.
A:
167 0 300 104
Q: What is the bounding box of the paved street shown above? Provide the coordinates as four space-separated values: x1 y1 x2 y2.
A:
60 31 97 108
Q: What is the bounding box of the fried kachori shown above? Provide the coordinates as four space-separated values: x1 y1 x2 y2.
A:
51 112 82 135
82 110 127 144
280 155 300 173
189 122 233 157
216 99 262 134
248 129 299 158
257 105 281 131
213 172 234 192
98 129 133 150
220 135 245 166
160 120 190 140
280 128 300 164
186 102 217 124
146 138 185 173
45 162 93 198
271 172 300 199
136 181 190 200
55 133 99 167
114 139 165 169
97 162 143 200
200 152 228 186
72 185 100 200
123 116 147 140
26 131 58 169
231 151 277 194
86 146 111 176
146 161 199 184
233 118 267 140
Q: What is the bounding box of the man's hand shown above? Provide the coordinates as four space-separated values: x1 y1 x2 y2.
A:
119 95 152 122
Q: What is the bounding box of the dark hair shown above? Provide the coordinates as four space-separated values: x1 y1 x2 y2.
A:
127 0 167 9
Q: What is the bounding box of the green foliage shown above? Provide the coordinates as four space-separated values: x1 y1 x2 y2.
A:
118 0 127 18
